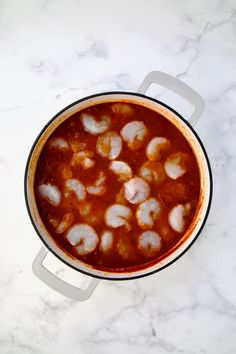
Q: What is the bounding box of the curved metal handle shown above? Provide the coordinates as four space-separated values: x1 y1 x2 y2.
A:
32 247 99 301
138 71 205 126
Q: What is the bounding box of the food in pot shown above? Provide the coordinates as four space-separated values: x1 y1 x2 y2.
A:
146 137 170 161
96 131 122 160
123 177 150 204
108 161 133 182
35 102 200 271
136 198 161 230
120 120 148 150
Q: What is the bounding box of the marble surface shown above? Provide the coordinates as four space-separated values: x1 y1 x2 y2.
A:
0 0 236 353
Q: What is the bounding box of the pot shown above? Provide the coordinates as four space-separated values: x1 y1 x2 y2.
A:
24 71 212 301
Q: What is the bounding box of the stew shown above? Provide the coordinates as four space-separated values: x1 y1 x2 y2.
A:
35 102 200 272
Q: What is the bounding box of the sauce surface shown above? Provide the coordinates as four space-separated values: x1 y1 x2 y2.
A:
35 102 200 272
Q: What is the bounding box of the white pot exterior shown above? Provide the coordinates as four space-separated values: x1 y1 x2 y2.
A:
25 92 212 281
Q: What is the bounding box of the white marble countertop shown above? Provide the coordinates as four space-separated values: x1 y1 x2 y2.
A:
0 0 236 353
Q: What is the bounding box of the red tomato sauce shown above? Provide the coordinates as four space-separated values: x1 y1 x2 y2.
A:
35 102 200 271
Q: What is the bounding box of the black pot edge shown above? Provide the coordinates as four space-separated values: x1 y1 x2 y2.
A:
24 91 213 281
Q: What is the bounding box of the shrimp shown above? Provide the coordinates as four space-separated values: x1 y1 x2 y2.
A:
105 204 133 231
65 178 86 202
139 161 165 185
66 224 99 255
96 131 122 160
115 187 127 205
86 185 106 197
48 217 59 228
81 113 111 135
111 103 134 116
164 152 188 180
109 161 133 182
78 201 104 225
48 137 69 151
117 237 134 260
146 137 170 161
138 231 162 258
168 203 190 233
71 149 95 169
61 165 73 179
136 198 161 230
38 184 61 206
120 120 148 150
87 171 107 196
124 177 150 204
69 139 87 153
78 201 92 217
55 212 74 234
95 170 106 185
159 223 173 241
99 231 114 254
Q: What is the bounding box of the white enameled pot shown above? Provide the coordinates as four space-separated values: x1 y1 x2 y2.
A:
25 71 212 301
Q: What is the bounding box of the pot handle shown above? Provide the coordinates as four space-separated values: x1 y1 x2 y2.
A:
32 247 100 301
138 71 205 126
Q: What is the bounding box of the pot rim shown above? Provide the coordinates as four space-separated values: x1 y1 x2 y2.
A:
24 91 213 281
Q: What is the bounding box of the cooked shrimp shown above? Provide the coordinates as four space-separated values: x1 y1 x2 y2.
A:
139 161 165 185
164 152 188 179
136 198 161 230
66 224 99 255
109 161 133 182
111 103 134 116
86 185 105 196
81 113 111 135
87 171 107 196
87 213 104 226
48 138 69 151
48 217 59 228
65 178 86 202
146 137 170 161
159 223 173 241
105 204 133 231
99 231 114 254
38 184 61 206
69 139 87 153
115 187 127 204
56 212 74 234
124 177 150 204
78 201 92 217
78 201 104 225
96 131 122 160
95 170 107 185
168 203 190 233
71 149 95 169
117 237 134 260
120 121 148 150
138 231 162 258
61 165 73 179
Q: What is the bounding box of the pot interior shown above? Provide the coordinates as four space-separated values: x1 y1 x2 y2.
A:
25 92 212 280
